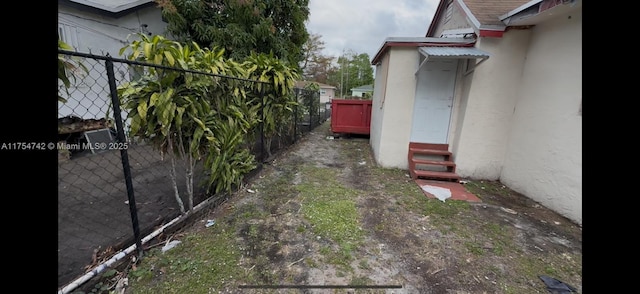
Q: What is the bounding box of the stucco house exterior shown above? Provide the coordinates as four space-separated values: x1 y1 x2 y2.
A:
369 0 582 224
350 84 374 98
58 0 168 120
58 0 167 56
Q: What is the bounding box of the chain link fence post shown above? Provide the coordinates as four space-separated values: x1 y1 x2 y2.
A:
105 58 143 258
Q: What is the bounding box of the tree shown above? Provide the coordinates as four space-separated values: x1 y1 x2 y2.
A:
157 0 310 70
300 33 335 83
326 51 374 97
347 53 374 93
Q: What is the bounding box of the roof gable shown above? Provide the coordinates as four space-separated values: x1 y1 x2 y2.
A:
426 0 580 38
426 0 534 37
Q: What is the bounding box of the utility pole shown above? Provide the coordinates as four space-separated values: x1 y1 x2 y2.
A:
345 58 349 97
340 49 344 98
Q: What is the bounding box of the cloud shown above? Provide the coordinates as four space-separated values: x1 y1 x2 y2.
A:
306 0 439 61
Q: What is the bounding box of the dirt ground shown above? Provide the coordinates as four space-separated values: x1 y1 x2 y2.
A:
121 121 582 294
58 144 200 287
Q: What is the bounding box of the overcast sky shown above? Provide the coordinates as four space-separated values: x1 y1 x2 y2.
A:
305 0 439 63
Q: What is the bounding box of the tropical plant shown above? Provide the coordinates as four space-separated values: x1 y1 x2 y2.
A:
118 34 265 210
118 35 194 212
198 49 261 194
58 38 87 103
243 52 299 159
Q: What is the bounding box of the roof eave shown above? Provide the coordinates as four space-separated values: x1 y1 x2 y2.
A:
62 0 155 17
477 25 507 38
428 0 514 40
499 0 544 20
371 37 475 65
425 0 449 37
500 0 581 26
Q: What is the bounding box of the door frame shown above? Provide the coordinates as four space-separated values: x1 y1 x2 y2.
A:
409 58 458 144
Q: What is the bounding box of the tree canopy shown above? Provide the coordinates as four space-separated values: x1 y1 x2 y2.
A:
157 0 310 69
326 52 374 97
300 33 334 83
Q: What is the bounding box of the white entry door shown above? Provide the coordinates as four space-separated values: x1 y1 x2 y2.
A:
410 59 458 143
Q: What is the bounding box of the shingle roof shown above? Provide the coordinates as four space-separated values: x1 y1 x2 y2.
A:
462 0 532 26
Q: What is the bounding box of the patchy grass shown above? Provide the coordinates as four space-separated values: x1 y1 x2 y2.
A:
122 122 582 294
222 202 270 230
464 180 512 197
487 252 583 293
126 224 245 293
422 198 470 218
370 167 429 211
297 165 364 271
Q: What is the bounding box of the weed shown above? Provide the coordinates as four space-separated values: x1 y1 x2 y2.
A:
304 258 317 268
350 275 373 285
358 260 370 270
319 246 331 256
465 241 485 255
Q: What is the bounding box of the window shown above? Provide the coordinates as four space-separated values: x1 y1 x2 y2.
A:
444 0 454 24
320 89 327 95
58 23 79 49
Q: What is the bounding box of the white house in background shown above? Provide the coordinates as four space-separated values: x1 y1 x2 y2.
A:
295 81 337 104
369 0 582 224
58 0 167 120
350 84 374 98
318 83 337 104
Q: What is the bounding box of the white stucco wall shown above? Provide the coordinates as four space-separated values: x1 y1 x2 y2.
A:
58 3 167 127
500 10 582 225
370 55 388 163
371 48 418 169
58 4 167 56
453 29 530 180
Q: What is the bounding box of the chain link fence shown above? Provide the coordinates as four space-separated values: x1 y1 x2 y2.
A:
57 50 329 292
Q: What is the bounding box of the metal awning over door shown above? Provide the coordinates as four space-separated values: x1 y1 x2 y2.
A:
417 46 491 75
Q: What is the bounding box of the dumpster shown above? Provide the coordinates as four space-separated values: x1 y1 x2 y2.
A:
330 99 372 135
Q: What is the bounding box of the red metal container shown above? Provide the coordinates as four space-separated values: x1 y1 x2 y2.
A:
330 99 372 135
